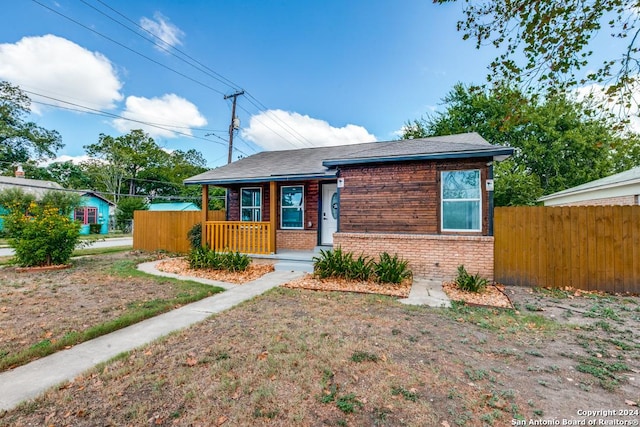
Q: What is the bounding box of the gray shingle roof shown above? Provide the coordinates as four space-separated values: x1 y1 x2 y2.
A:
0 176 64 199
184 132 513 185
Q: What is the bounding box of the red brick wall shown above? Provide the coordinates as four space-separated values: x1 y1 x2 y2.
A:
277 230 318 250
338 159 491 235
334 232 494 281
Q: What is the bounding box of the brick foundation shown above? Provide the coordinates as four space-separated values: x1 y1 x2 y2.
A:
333 232 494 281
277 230 317 251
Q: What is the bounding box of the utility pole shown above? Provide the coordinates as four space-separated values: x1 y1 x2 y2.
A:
224 90 244 164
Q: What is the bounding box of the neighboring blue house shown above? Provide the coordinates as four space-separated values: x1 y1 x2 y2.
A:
74 191 115 235
148 202 200 211
0 175 114 235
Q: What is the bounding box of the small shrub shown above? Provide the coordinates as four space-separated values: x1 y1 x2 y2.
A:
345 254 374 281
89 223 102 234
313 247 353 279
455 265 488 293
187 247 250 272
187 222 202 250
374 252 411 284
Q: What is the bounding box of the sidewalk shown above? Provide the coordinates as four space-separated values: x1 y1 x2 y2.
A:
0 262 303 411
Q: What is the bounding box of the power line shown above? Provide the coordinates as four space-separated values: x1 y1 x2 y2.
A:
88 0 243 91
23 89 253 157
31 0 227 96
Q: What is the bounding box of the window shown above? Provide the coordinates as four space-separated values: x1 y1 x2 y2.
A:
281 186 304 229
441 170 481 231
74 207 98 225
241 188 261 221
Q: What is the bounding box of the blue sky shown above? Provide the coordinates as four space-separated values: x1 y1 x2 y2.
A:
1 1 516 168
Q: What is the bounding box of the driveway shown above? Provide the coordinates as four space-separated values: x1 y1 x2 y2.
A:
0 237 132 257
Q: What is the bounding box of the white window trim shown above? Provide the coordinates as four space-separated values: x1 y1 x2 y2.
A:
240 187 262 222
441 169 482 232
280 185 304 229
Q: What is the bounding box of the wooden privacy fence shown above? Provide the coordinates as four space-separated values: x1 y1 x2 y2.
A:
204 221 272 254
133 210 225 253
494 206 640 293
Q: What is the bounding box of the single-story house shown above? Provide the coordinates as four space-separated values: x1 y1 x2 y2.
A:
185 132 513 280
539 166 640 206
0 174 114 235
148 202 200 211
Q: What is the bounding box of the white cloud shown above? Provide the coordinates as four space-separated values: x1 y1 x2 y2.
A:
140 12 184 51
112 94 207 138
241 110 377 151
39 155 93 167
574 80 640 133
0 35 123 113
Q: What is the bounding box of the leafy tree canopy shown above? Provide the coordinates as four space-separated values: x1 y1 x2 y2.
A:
403 83 640 205
0 81 62 174
435 0 640 110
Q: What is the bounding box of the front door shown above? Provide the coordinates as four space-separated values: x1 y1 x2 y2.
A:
321 183 338 245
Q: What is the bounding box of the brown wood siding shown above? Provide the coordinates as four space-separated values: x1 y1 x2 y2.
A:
339 159 491 235
227 181 320 231
494 206 640 293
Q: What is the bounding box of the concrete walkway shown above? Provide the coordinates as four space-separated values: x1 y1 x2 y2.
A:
399 277 452 308
0 259 450 411
0 264 303 411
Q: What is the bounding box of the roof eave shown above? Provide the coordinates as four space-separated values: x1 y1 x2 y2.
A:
322 148 515 167
184 172 337 186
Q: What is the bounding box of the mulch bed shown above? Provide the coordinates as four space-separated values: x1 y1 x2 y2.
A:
283 274 412 298
156 258 275 284
442 282 513 308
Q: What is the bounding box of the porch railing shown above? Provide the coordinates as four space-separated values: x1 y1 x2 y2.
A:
204 221 273 254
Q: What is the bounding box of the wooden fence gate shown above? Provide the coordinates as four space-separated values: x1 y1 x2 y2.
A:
494 206 640 293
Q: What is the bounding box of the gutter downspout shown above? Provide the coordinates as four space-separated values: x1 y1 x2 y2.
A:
488 163 494 236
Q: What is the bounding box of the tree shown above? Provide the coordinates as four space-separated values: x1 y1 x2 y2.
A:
84 130 166 198
24 161 93 190
115 197 147 232
0 81 62 174
403 83 639 205
435 0 640 110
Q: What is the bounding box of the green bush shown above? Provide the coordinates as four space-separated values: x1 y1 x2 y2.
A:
115 197 147 232
455 265 488 293
89 223 102 234
187 222 202 250
313 248 411 284
374 252 412 284
4 203 81 267
313 247 354 279
187 247 250 272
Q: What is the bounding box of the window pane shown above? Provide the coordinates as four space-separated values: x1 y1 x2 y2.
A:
74 208 84 222
87 208 97 223
282 208 303 228
241 208 261 222
443 201 480 230
241 189 261 208
282 187 302 207
442 170 480 199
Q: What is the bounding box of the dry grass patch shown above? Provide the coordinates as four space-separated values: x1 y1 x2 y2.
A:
0 252 222 371
3 287 639 426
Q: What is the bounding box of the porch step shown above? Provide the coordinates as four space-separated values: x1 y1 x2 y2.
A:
274 260 315 273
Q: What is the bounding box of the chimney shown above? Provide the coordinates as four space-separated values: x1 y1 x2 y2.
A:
15 165 25 178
